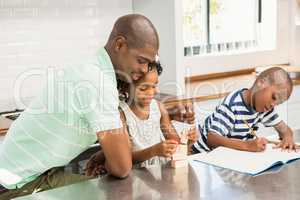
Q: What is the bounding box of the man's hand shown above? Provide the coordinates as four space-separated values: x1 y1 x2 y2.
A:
85 151 107 177
167 102 195 124
246 137 268 152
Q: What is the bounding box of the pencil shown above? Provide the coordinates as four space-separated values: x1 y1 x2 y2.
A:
242 119 257 137
265 139 280 145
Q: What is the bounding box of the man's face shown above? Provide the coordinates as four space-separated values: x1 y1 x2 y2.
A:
115 43 157 83
252 84 290 112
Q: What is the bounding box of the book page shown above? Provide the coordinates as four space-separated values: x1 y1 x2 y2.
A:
191 144 300 175
264 145 300 163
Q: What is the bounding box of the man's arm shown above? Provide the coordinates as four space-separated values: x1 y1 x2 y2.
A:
97 125 132 178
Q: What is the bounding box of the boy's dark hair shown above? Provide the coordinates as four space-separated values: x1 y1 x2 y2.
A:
117 61 163 101
253 67 293 95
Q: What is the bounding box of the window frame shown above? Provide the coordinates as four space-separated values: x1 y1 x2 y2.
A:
184 0 263 56
184 0 289 76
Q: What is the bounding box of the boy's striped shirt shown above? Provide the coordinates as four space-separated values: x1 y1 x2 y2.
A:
193 88 281 153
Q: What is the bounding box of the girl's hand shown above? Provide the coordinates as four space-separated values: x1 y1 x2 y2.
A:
153 140 178 157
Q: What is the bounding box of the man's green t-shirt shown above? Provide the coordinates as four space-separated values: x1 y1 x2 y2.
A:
0 48 122 189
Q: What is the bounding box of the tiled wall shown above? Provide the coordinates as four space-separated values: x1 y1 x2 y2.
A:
0 0 132 111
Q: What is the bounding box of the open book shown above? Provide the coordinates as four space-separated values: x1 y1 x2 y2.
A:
191 144 300 176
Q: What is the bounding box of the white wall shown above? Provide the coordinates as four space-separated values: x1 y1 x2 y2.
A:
289 0 300 65
0 0 132 111
184 0 291 76
132 0 186 95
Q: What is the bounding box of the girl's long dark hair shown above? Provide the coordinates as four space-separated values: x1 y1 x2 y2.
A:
117 61 163 102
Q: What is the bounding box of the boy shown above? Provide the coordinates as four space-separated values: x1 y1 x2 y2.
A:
192 67 298 153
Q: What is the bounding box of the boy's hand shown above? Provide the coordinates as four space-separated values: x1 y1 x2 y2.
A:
273 135 299 152
153 140 178 157
187 127 198 143
273 121 298 152
246 137 268 152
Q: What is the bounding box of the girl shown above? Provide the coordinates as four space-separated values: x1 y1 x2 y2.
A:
118 62 198 168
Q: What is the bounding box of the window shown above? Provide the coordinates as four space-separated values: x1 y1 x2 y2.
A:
183 0 276 56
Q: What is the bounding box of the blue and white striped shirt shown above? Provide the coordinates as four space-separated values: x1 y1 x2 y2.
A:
193 89 281 153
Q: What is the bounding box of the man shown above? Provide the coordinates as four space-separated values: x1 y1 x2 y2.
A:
0 14 160 199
